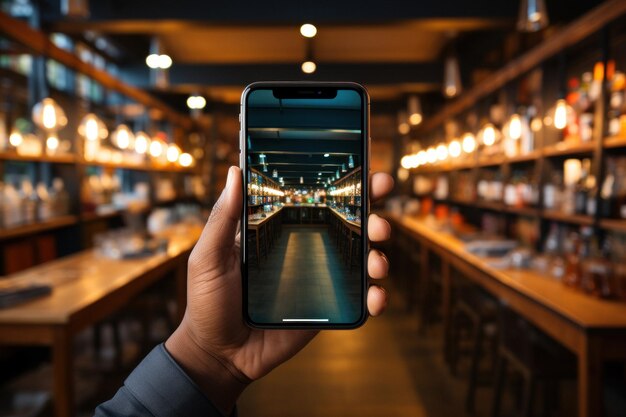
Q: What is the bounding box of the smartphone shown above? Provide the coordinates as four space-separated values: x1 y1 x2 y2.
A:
240 81 370 329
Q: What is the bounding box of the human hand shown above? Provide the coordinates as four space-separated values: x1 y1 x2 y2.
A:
166 166 393 415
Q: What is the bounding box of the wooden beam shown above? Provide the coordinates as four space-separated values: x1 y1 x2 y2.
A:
0 11 192 129
419 0 626 133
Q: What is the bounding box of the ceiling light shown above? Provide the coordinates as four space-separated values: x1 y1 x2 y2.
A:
134 131 151 154
324 153 329 157
78 113 108 141
301 61 316 74
300 23 317 38
443 55 462 98
397 111 410 135
300 177 304 184
342 163 346 172
272 169 278 178
426 147 437 164
149 139 164 157
318 172 322 176
179 152 193 167
407 95 423 126
436 143 448 161
348 155 354 168
146 53 172 69
32 98 67 131
481 123 497 146
517 0 549 32
187 95 206 110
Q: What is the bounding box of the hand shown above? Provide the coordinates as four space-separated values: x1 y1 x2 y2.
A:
166 166 394 415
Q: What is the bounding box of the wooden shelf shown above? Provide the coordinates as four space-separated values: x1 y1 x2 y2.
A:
477 156 506 168
508 150 542 164
599 219 626 233
80 160 194 173
505 206 541 217
0 152 76 164
0 215 78 241
475 200 505 211
604 136 626 149
543 141 596 158
542 210 594 226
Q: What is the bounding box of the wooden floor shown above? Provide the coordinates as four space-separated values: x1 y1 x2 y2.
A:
248 226 361 324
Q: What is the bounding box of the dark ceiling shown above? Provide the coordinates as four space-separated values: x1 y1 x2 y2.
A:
41 0 604 114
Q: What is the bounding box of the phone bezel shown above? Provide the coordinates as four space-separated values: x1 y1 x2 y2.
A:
240 81 370 330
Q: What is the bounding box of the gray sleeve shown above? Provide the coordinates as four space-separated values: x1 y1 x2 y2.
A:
95 344 234 417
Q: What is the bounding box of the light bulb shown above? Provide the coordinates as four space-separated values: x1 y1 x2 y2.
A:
158 54 172 69
417 150 427 166
149 139 164 157
300 177 304 184
443 55 462 98
46 134 59 151
272 169 278 178
187 95 206 110
9 128 23 147
32 97 67 131
530 117 543 132
462 133 476 153
300 24 317 38
517 0 549 32
179 152 193 167
301 61 316 74
134 131 150 154
408 95 423 126
112 124 134 150
448 139 462 158
397 111 410 135
348 155 354 168
436 143 448 161
553 99 570 130
146 54 160 69
166 144 181 162
426 147 437 164
508 114 522 140
481 124 497 146
401 155 411 169
78 113 108 141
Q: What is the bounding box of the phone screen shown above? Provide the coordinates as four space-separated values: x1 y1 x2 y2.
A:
242 83 368 328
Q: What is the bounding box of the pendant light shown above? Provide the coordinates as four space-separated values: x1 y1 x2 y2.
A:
272 169 278 178
9 127 24 147
397 110 410 135
348 155 354 169
443 54 462 98
336 169 340 179
46 133 60 154
179 152 193 167
448 139 462 158
78 113 108 141
436 143 448 161
32 98 67 131
517 0 549 32
149 137 164 157
462 133 476 153
300 176 303 184
111 124 134 150
301 36 317 74
341 163 346 173
407 95 423 126
134 131 151 154
480 123 499 146
262 163 268 173
166 143 181 163
551 99 574 130
507 114 522 140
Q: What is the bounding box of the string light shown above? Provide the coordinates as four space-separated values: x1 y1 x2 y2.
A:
448 139 462 158
78 113 108 141
111 124 134 150
462 133 476 153
508 114 522 140
32 98 67 131
481 123 497 146
9 128 23 147
179 152 193 167
134 131 151 154
436 143 448 161
166 144 181 163
300 24 317 38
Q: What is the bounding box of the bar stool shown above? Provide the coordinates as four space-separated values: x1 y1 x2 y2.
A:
448 284 499 413
491 306 577 417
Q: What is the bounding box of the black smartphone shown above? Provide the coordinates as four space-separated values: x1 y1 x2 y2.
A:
240 81 370 329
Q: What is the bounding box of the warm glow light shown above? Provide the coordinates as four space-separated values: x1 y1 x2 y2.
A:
32 98 67 131
149 139 164 157
300 23 317 38
187 96 206 110
448 140 461 158
482 124 497 146
166 144 181 162
426 147 437 164
417 150 427 166
401 155 412 169
9 129 23 147
146 54 172 69
134 131 150 154
398 122 410 135
554 99 569 130
301 61 316 74
462 133 476 153
79 113 108 141
46 134 59 150
530 117 543 132
179 152 193 167
508 114 522 140
436 143 448 161
158 54 172 69
408 95 423 126
112 124 134 150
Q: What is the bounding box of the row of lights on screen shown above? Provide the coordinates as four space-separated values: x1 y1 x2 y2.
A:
399 98 573 170
257 153 355 187
12 97 195 167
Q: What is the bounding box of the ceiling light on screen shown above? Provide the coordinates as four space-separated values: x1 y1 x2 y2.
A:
146 53 172 69
324 153 329 157
300 24 317 38
348 155 354 168
301 61 316 74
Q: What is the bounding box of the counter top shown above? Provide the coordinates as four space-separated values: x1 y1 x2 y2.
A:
386 212 626 330
248 206 284 228
0 223 202 325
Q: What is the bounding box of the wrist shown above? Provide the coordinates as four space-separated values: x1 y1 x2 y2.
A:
165 322 251 416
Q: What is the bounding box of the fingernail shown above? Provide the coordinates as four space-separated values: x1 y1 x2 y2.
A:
226 166 235 190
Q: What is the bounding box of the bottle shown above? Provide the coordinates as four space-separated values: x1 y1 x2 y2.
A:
563 232 582 288
3 184 22 228
600 159 617 217
52 178 70 217
613 159 626 219
574 159 590 215
20 180 37 224
36 182 52 221
581 237 613 298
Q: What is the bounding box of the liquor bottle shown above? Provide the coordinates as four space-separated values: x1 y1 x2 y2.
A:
20 180 37 225
581 237 613 298
52 178 70 217
574 159 591 215
563 232 582 288
613 159 626 219
607 71 625 137
600 159 617 217
543 172 561 210
36 183 52 221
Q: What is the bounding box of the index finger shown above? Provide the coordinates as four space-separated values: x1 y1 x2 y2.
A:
370 172 394 202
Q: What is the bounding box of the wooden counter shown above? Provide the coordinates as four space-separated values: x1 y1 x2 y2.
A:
247 206 283 229
385 212 626 417
0 223 202 417
328 207 362 236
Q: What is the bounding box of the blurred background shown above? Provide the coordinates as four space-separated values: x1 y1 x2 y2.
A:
0 0 626 416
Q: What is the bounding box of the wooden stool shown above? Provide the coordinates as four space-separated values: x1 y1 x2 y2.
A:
491 306 577 417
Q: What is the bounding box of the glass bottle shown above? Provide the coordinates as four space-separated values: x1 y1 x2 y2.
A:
52 178 69 216
600 159 617 218
20 179 37 225
563 232 582 288
581 237 613 298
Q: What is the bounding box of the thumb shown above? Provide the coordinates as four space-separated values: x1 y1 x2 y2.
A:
191 166 242 271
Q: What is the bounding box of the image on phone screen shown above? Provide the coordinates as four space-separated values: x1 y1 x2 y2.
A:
243 84 367 327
